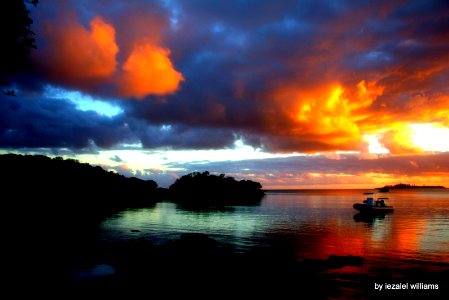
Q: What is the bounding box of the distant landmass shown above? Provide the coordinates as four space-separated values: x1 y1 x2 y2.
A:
377 183 446 190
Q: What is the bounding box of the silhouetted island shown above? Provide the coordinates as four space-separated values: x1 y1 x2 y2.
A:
379 183 446 189
169 171 265 206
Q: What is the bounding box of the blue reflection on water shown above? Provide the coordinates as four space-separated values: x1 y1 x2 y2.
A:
101 189 449 265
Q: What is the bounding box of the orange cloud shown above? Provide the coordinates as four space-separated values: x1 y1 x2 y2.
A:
40 15 183 99
268 76 449 155
119 42 184 99
379 124 423 154
43 16 118 83
269 80 383 152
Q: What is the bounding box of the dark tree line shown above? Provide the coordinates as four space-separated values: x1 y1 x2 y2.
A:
169 171 265 206
1 154 265 218
1 153 162 221
1 152 162 292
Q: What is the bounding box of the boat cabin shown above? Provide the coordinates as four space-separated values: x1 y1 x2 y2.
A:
375 197 388 207
363 193 389 207
363 192 375 206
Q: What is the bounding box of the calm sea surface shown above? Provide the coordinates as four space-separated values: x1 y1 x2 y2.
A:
100 188 449 271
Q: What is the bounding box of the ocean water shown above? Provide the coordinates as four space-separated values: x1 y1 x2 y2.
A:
98 188 449 296
101 189 449 263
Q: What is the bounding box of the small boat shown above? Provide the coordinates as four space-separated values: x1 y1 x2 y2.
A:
353 193 394 213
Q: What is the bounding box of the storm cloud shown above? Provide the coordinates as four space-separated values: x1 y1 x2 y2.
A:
13 0 446 152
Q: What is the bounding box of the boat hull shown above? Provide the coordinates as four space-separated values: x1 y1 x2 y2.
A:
353 203 394 213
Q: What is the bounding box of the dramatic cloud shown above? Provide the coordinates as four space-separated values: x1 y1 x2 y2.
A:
34 2 183 99
0 92 235 150
16 1 449 151
101 0 448 154
40 16 118 86
261 80 385 152
3 0 449 188
120 42 184 98
0 94 130 149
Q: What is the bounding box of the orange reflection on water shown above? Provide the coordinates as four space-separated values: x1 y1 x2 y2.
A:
279 189 446 266
316 230 366 259
391 218 427 258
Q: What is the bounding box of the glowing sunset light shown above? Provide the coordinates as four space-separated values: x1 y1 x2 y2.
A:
285 80 385 152
410 123 449 152
364 135 389 154
376 123 449 154
292 84 358 136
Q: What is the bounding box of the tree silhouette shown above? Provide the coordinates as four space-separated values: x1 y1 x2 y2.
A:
169 171 265 206
1 153 161 221
0 0 38 95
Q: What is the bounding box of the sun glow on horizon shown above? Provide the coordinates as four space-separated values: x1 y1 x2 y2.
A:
363 123 449 154
410 123 449 152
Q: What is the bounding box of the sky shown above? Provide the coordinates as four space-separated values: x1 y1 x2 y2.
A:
2 0 449 189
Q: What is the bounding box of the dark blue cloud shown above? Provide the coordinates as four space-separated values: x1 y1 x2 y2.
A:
0 94 131 148
0 93 240 150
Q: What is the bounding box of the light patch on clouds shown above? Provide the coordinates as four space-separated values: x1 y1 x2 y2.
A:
409 123 449 152
378 123 449 154
44 85 123 117
47 139 299 187
81 139 298 171
363 134 389 154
